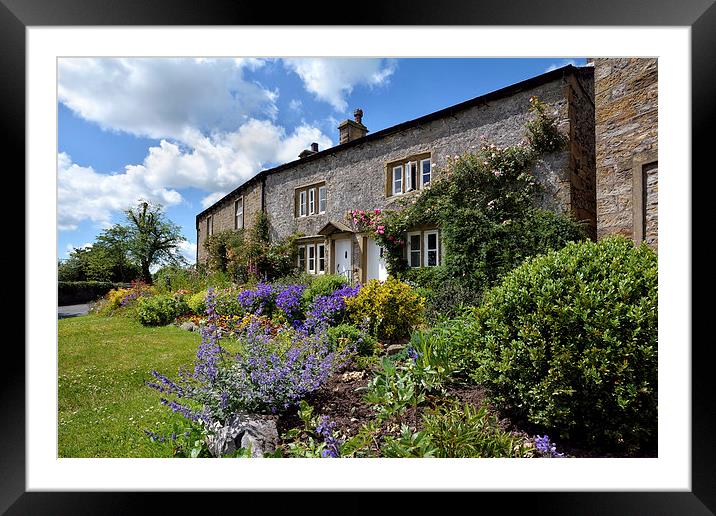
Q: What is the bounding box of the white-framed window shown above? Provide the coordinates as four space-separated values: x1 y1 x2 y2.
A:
235 197 244 229
308 245 316 273
408 232 422 268
309 188 316 215
297 245 306 270
299 191 307 217
318 186 326 213
207 215 213 237
317 243 326 274
420 158 431 187
424 230 439 267
392 165 403 196
406 161 418 192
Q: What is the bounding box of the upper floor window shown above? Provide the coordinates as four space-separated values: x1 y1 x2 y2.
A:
206 215 213 237
387 152 432 197
299 191 307 217
235 197 244 230
318 186 327 213
295 181 326 218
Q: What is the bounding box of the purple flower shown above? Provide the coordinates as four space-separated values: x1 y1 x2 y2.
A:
237 282 275 316
534 435 564 458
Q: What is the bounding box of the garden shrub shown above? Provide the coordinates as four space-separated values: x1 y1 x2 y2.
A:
301 284 360 333
345 278 425 341
187 290 208 315
468 236 658 451
326 323 377 357
301 274 349 306
137 294 189 326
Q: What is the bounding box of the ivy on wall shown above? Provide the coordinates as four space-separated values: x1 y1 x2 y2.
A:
348 96 586 302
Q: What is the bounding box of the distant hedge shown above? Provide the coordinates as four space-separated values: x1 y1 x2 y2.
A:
58 281 126 305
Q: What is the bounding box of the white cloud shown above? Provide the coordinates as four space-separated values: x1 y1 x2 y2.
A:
545 59 577 72
201 191 228 209
64 242 93 257
177 240 197 264
58 152 183 231
288 99 302 112
58 120 333 231
58 58 278 140
284 58 396 112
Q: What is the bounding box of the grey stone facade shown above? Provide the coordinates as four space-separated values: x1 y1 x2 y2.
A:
196 65 599 281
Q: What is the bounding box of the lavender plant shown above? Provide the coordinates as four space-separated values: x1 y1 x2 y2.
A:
236 282 275 316
301 284 360 333
148 287 355 434
274 284 307 326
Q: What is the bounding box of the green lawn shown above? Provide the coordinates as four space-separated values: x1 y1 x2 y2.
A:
58 315 201 457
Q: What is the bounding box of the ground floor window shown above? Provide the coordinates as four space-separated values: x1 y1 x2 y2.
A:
403 229 440 268
298 242 327 274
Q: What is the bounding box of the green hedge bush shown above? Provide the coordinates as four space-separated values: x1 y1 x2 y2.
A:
137 294 189 326
469 236 658 451
58 281 125 305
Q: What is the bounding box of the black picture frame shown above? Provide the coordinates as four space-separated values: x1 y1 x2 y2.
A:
7 0 713 513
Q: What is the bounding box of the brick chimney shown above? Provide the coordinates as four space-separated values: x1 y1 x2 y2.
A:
298 142 319 159
338 108 368 144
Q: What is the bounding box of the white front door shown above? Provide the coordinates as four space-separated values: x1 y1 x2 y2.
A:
334 238 352 281
366 238 388 281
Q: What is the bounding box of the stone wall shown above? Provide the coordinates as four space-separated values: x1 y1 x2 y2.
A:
592 58 658 249
196 66 597 265
264 75 582 242
196 179 263 264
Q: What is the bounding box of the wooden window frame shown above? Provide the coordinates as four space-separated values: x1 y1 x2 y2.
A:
297 245 306 271
309 188 316 215
386 152 432 197
317 243 326 274
423 230 440 267
407 231 422 268
299 191 307 217
235 197 244 230
420 158 432 187
392 165 403 196
307 244 316 273
318 185 327 214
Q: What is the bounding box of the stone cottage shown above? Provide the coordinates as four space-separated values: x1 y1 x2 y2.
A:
196 59 657 283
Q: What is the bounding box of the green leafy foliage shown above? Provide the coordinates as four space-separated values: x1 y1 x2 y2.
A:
301 274 349 306
345 278 425 341
326 323 377 357
137 294 189 326
380 425 438 458
468 236 658 451
58 281 125 305
363 357 426 420
421 401 532 458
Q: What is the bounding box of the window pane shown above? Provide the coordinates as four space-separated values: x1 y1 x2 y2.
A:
410 251 420 268
422 159 431 185
410 234 421 249
319 186 326 212
393 166 402 195
428 233 437 249
410 162 417 191
309 189 315 214
427 250 437 267
300 192 306 216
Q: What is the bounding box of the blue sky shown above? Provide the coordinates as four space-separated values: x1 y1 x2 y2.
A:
57 57 586 263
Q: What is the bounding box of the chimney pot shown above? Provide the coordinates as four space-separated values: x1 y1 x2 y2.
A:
354 108 363 124
311 142 319 152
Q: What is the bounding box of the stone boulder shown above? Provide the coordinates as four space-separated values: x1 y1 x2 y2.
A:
386 344 405 356
205 413 278 458
179 321 198 332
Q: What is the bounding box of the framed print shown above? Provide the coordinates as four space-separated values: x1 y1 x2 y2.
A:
7 0 714 513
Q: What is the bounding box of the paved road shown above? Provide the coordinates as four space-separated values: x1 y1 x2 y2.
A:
58 304 90 319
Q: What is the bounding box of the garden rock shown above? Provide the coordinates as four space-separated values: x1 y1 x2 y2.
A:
386 344 405 356
180 321 198 332
205 413 278 458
